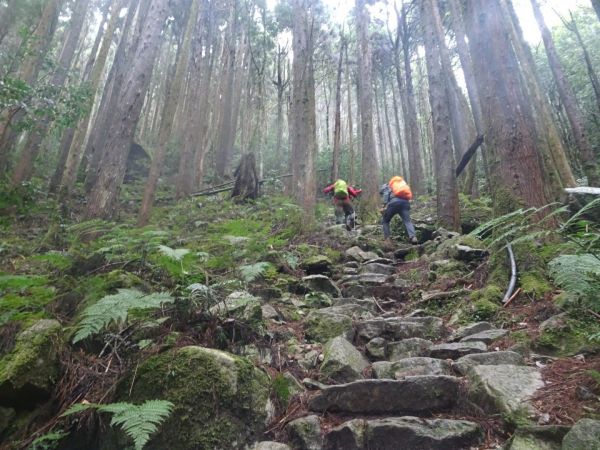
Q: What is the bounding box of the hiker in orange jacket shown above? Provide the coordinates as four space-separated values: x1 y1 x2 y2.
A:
380 176 417 244
323 179 362 229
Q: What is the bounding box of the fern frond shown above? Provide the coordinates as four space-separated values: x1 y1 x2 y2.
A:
73 289 174 343
549 254 600 310
156 245 190 261
563 197 600 228
63 400 173 450
239 262 271 282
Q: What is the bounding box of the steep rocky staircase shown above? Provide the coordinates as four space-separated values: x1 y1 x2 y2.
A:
251 226 577 450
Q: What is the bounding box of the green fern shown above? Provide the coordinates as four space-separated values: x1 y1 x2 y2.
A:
73 289 174 343
156 245 190 261
239 262 271 282
63 400 173 450
548 254 600 310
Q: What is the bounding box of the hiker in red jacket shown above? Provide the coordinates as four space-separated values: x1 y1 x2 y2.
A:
323 179 362 230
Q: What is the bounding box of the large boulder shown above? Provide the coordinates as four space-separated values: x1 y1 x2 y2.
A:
448 322 494 342
372 358 453 379
302 275 341 298
452 351 524 376
356 317 444 342
562 419 600 450
0 319 62 408
345 247 378 263
320 337 369 383
467 364 544 417
429 342 487 360
113 346 272 449
323 417 483 450
301 256 334 275
506 425 569 450
309 376 460 414
286 415 322 450
209 291 262 323
387 338 433 361
251 442 292 450
460 328 508 344
304 304 372 343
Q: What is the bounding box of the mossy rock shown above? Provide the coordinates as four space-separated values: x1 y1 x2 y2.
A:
304 310 354 343
534 318 600 356
432 235 485 261
0 319 62 408
110 346 272 450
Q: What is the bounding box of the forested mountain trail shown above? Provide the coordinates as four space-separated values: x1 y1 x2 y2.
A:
1 196 599 450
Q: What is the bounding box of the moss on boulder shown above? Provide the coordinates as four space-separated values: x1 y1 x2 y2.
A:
0 319 62 408
112 346 272 450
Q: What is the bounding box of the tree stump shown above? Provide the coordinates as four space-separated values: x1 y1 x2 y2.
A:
231 153 259 201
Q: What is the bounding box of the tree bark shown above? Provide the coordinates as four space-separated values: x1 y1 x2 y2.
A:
331 36 346 182
398 2 424 195
356 0 380 213
11 0 91 186
214 0 239 178
464 0 551 214
499 0 574 196
530 0 599 186
346 44 355 185
592 0 600 21
422 0 460 230
273 44 289 172
291 0 317 217
231 153 259 201
85 0 169 218
138 0 199 225
58 0 128 199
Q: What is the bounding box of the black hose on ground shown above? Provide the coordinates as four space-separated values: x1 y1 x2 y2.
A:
502 243 517 304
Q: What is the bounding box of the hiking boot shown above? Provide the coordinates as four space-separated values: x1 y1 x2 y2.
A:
410 236 418 245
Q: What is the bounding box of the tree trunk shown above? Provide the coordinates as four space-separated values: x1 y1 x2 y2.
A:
464 0 551 214
398 3 424 195
390 82 407 174
138 0 198 225
231 153 259 201
273 44 289 172
11 0 91 186
58 0 128 199
381 70 397 173
567 12 600 119
356 0 380 212
346 44 355 185
592 0 600 21
85 0 169 218
0 0 62 166
530 0 599 186
291 0 317 217
214 0 238 178
498 0 575 197
422 0 460 230
331 37 346 181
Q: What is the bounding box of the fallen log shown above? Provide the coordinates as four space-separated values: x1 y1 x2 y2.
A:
455 134 484 177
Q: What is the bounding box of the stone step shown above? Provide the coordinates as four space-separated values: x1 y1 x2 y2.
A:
372 357 453 379
356 316 445 341
309 376 460 415
323 416 484 450
429 341 487 359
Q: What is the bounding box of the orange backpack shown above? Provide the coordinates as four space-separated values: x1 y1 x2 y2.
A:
389 176 413 200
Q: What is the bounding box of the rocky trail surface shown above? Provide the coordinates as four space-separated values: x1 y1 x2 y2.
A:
245 225 599 450
1 198 599 450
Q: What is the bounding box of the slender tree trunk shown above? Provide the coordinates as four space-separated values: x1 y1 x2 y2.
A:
398 3 424 195
381 70 397 173
374 79 387 169
214 0 238 178
464 0 551 214
291 0 317 217
356 0 380 212
592 0 600 21
422 0 460 230
346 44 355 185
138 0 198 225
390 83 407 174
85 0 169 218
331 37 346 181
11 0 91 186
530 0 599 186
273 45 289 172
0 0 62 167
58 0 128 199
567 12 600 118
